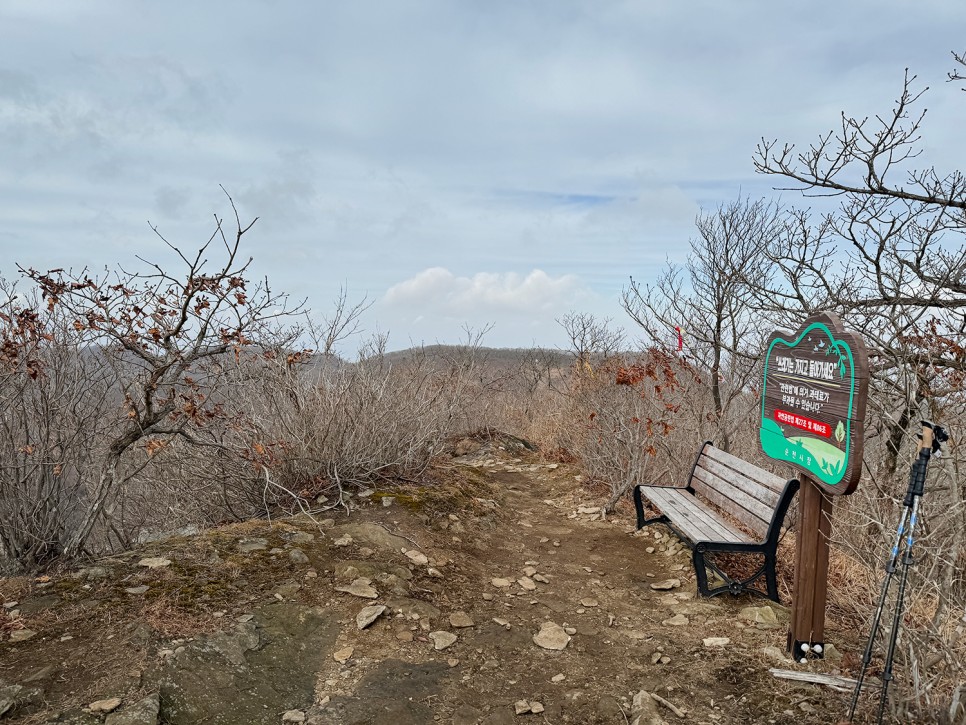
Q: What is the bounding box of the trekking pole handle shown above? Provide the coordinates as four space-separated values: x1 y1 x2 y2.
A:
920 422 934 453
905 422 935 504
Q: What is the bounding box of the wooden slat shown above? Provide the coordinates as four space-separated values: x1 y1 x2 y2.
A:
688 477 770 541
691 467 774 533
703 446 787 494
645 489 725 541
645 490 723 543
654 492 752 545
698 457 780 508
641 487 752 544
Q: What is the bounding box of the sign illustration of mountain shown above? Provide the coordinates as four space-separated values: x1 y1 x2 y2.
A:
759 312 868 496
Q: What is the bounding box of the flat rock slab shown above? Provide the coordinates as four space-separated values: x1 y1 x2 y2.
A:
739 605 779 626
138 557 171 568
449 611 474 628
335 560 412 581
307 660 449 725
16 594 61 616
9 629 37 643
335 578 378 599
158 602 339 725
329 523 412 553
104 693 160 725
429 631 458 650
237 538 269 553
532 622 571 650
649 579 681 591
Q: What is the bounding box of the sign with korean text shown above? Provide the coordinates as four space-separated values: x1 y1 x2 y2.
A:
759 312 868 495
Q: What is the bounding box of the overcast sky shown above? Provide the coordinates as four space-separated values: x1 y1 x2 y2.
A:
2 2 964 351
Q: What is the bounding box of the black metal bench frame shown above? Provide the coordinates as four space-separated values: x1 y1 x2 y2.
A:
633 441 799 603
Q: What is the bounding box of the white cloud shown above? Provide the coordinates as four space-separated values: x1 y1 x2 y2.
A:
377 267 601 348
385 267 586 314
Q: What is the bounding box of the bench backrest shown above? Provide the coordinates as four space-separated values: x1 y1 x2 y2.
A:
689 443 791 541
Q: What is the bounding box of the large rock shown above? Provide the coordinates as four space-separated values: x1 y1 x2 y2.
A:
335 560 412 581
105 693 161 725
328 523 412 554
739 605 779 627
356 605 387 630
334 578 378 599
16 594 60 615
0 681 41 719
532 622 571 650
429 631 457 650
158 602 338 725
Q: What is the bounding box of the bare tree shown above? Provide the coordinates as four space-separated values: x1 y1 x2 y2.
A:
755 67 966 471
622 197 784 451
754 55 966 720
1 192 300 567
558 312 625 372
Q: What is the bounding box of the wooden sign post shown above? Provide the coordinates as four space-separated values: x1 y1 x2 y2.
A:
759 312 868 658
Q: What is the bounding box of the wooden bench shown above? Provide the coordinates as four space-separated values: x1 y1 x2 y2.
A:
632 441 800 603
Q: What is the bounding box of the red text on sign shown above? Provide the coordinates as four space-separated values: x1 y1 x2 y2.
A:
774 409 832 438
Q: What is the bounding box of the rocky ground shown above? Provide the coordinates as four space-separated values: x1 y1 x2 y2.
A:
1 435 866 724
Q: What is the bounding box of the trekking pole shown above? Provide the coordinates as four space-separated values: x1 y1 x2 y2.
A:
847 420 948 723
846 501 913 719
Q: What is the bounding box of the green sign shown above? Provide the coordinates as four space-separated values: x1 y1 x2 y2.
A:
759 312 868 495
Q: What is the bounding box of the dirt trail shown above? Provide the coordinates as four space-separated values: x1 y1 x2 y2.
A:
0 438 854 724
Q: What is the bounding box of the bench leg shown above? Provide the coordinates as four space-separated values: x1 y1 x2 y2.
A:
633 486 645 529
693 547 711 597
692 548 781 602
633 486 670 530
765 553 779 603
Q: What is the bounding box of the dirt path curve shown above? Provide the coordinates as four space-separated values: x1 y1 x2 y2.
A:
307 441 840 725
0 438 851 724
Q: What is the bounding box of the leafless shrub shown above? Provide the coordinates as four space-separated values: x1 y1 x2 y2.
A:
213 328 496 515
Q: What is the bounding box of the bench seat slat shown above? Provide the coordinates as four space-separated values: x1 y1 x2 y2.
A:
702 445 786 494
639 486 753 545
